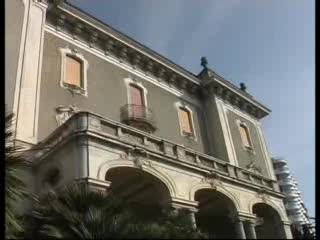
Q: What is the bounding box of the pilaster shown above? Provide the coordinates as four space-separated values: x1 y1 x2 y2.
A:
15 0 48 144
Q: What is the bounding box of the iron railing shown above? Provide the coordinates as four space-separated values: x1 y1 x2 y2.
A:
120 104 156 132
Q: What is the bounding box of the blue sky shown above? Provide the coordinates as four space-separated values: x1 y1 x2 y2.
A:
69 0 315 216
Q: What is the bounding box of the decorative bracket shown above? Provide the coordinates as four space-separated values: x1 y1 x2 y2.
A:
55 105 79 126
127 147 151 169
246 160 262 175
256 187 270 202
202 171 222 189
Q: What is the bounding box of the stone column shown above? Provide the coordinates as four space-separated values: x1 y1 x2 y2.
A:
170 198 199 229
235 218 246 239
246 220 257 239
188 209 197 229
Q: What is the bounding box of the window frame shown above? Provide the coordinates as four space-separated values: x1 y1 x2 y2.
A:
175 101 197 141
124 77 148 107
236 120 254 152
60 48 88 97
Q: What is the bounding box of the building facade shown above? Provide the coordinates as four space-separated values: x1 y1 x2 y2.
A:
6 0 293 238
273 157 313 233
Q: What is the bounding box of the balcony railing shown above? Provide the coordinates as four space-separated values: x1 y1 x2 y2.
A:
120 104 156 133
31 111 283 197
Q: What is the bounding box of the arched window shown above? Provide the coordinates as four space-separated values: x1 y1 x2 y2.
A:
178 107 194 136
60 48 88 96
129 84 145 106
239 123 252 148
65 55 83 87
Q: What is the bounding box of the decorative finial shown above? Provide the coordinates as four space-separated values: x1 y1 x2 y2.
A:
240 82 247 92
201 57 208 69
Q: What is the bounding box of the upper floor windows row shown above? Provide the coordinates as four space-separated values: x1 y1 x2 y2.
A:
59 48 196 139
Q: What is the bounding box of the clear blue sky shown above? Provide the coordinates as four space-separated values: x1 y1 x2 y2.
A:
69 0 315 216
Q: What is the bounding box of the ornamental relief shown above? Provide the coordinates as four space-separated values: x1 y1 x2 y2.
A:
55 105 79 126
201 171 223 189
256 187 270 203
126 147 154 170
246 160 262 175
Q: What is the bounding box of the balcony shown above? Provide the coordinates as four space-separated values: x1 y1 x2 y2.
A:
29 111 282 197
120 104 156 133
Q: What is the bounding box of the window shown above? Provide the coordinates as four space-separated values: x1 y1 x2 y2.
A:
178 107 194 136
65 55 82 87
130 84 145 106
129 84 145 118
239 123 252 149
60 48 88 96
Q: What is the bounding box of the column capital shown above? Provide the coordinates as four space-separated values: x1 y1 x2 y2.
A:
230 212 257 223
171 197 199 212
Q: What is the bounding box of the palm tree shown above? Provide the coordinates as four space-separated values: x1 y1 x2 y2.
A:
5 112 30 238
24 183 207 239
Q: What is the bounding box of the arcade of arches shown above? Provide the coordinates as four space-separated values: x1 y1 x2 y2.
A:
104 167 288 239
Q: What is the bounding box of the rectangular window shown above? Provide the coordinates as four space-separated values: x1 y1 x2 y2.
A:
179 107 193 134
130 84 145 118
130 84 144 106
65 55 82 87
239 124 252 148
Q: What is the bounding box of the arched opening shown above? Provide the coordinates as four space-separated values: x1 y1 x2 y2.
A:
105 167 171 221
195 189 238 239
253 203 286 239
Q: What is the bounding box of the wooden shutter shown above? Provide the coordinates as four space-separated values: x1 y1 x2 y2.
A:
65 55 82 87
130 85 145 118
130 85 144 106
179 108 192 134
239 124 251 147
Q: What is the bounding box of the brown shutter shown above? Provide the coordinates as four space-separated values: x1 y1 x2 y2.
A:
65 55 82 87
130 85 144 106
130 85 145 118
179 108 192 134
240 124 251 147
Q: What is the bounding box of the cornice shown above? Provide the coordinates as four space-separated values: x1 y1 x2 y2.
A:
201 77 269 119
45 2 200 97
44 1 270 119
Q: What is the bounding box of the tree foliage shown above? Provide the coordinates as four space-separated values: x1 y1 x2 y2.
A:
24 183 207 239
5 113 30 238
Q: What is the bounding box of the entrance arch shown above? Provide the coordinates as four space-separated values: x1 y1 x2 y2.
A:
253 203 286 239
194 188 239 239
105 166 172 220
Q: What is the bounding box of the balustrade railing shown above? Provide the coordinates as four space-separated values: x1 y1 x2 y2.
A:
33 111 280 193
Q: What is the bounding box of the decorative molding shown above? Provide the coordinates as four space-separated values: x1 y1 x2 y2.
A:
256 187 270 203
123 77 148 107
201 171 223 189
15 1 48 144
235 119 256 154
215 98 238 166
45 5 201 96
55 105 79 126
45 26 208 108
202 79 269 119
59 47 89 96
174 101 198 141
45 3 270 119
127 147 150 170
246 160 262 175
